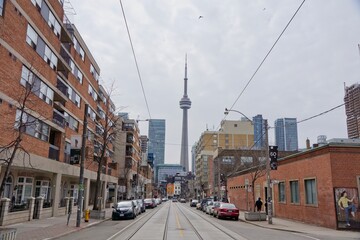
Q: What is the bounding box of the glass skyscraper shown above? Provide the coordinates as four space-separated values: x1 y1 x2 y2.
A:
274 118 298 151
148 119 166 167
253 114 266 149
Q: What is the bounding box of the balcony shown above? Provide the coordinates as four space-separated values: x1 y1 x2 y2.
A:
49 144 60 161
52 109 65 128
125 158 133 168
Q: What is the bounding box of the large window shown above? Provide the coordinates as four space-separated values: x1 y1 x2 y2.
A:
15 110 50 141
304 179 317 205
290 180 300 204
66 85 81 108
278 181 286 203
35 180 51 203
69 60 83 83
16 177 33 204
88 85 98 101
31 0 61 38
64 112 79 132
26 24 58 70
0 0 4 16
73 37 85 61
90 64 99 81
20 65 54 105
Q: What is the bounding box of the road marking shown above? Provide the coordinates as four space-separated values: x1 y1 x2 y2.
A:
293 233 320 240
175 207 184 237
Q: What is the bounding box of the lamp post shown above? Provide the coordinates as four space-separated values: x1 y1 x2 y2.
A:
224 108 272 224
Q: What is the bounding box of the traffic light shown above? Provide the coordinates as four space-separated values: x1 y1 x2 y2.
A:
269 146 278 170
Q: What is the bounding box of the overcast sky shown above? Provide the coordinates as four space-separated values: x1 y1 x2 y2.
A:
68 0 360 167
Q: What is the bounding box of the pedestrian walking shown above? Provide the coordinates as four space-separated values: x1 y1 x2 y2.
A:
255 197 263 212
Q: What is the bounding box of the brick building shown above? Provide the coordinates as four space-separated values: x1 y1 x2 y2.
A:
0 0 119 225
227 140 360 230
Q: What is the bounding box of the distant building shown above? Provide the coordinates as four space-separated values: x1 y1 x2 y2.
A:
148 119 166 167
191 143 197 173
140 135 148 153
155 164 184 184
274 118 298 151
344 83 360 138
253 114 266 149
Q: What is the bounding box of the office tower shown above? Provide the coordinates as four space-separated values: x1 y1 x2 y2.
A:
253 114 266 149
148 119 166 166
274 118 298 151
344 83 360 138
179 56 191 172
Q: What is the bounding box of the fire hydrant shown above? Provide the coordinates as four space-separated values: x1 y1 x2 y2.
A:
85 209 90 222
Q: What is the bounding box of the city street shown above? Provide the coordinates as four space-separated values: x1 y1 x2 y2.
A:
54 201 358 240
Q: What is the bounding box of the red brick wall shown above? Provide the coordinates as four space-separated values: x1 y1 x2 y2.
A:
227 145 360 229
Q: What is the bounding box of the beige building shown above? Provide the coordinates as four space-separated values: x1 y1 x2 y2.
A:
195 120 254 197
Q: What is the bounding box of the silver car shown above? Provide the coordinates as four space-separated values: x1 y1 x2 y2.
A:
132 200 141 216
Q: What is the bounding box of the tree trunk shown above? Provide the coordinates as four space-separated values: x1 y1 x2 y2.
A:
92 157 104 210
0 139 21 197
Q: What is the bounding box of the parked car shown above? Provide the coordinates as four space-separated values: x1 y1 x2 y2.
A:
210 201 220 215
190 199 199 207
144 198 156 208
203 200 213 212
179 198 186 203
196 202 202 210
132 200 141 216
112 201 136 220
213 203 239 220
172 198 178 202
205 200 214 214
162 197 168 202
137 199 146 213
200 198 210 211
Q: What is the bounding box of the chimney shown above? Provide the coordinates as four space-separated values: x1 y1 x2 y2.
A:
306 138 310 149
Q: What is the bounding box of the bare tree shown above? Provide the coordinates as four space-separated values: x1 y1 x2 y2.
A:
0 65 45 197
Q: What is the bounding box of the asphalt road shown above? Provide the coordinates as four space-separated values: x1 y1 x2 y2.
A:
54 201 359 240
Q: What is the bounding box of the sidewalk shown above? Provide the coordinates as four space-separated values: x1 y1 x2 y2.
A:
1 208 113 240
238 211 360 239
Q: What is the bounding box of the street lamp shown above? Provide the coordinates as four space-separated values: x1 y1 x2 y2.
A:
224 108 272 224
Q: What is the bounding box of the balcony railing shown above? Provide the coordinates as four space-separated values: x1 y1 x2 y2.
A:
49 144 60 161
52 109 65 128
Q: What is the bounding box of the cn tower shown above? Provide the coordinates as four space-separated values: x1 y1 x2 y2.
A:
179 55 191 172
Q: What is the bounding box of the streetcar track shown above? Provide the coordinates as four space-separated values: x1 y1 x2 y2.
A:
106 202 168 240
162 202 171 240
176 203 245 240
173 203 204 240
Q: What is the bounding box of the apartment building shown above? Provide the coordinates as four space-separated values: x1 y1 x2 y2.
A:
344 83 360 138
0 0 118 225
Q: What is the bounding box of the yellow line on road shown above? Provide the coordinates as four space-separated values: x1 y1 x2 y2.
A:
174 206 184 237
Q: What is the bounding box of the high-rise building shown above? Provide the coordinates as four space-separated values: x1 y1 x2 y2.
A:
191 143 197 173
253 114 266 149
179 56 191 172
344 83 360 138
274 118 298 151
0 1 119 224
148 119 166 167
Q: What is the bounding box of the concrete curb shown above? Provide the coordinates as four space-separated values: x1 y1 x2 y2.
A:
238 218 303 234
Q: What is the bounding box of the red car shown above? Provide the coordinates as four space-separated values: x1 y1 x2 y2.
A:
213 203 239 220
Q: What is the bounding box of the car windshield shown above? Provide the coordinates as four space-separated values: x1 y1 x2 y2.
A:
117 201 132 208
192 200 198 203
220 203 236 209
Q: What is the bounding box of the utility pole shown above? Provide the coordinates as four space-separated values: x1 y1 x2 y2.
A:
77 104 88 227
265 119 272 224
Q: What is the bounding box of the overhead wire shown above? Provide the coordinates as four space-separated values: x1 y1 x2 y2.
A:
228 0 306 111
119 0 152 120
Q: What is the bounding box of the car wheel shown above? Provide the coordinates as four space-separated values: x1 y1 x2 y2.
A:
132 213 136 219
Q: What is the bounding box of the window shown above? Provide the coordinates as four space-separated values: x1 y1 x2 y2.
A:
26 24 58 70
88 85 98 101
64 141 71 163
15 110 50 141
87 107 96 121
64 112 79 132
69 60 83 83
278 182 286 203
0 0 4 16
289 180 299 204
304 179 317 205
66 85 81 108
20 66 54 105
234 124 238 127
35 180 51 202
73 36 85 61
16 177 33 204
31 0 61 38
90 64 99 81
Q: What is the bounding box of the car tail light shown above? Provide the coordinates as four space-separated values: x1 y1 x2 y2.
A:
220 208 227 212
